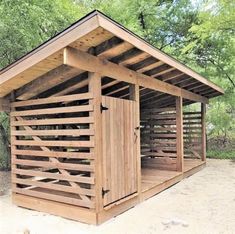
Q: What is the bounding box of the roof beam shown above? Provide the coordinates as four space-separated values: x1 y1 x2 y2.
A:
89 36 123 55
64 47 208 104
97 13 224 94
110 47 142 64
127 56 158 71
15 65 81 100
158 70 184 82
144 64 171 76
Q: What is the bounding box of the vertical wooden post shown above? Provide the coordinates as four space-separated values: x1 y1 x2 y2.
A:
201 103 206 161
129 84 141 201
88 72 103 213
176 96 184 172
10 91 17 196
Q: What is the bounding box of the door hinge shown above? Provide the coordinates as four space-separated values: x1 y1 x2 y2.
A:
102 188 110 198
100 104 108 113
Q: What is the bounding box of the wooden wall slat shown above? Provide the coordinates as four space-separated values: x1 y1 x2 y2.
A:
12 188 95 208
11 93 93 107
11 129 94 136
13 159 94 172
11 117 94 126
12 149 94 159
12 178 95 196
11 105 93 117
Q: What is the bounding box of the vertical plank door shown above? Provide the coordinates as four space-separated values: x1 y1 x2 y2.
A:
102 96 137 206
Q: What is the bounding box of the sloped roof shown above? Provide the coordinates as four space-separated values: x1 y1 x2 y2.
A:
0 10 223 100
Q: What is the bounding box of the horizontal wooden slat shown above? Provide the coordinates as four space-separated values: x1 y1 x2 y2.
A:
183 112 201 115
140 107 176 113
11 129 94 136
142 152 177 157
11 117 94 126
12 168 94 184
13 159 94 172
12 188 94 208
183 117 201 120
12 140 94 147
11 105 93 117
12 178 94 196
12 149 93 159
11 93 93 107
141 133 176 138
183 122 202 125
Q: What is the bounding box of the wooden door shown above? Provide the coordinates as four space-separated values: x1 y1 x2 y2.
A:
102 96 137 206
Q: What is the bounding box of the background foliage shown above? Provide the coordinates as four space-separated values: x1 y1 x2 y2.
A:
0 0 234 169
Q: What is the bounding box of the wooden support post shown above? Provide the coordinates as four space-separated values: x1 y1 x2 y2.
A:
176 96 184 172
88 72 103 213
10 91 17 194
129 84 141 201
201 103 206 161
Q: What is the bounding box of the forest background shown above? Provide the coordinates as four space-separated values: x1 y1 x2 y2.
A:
0 0 234 169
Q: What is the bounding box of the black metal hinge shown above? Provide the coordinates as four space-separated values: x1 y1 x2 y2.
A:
102 188 110 198
100 104 108 113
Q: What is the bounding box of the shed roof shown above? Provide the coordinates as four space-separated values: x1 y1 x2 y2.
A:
0 10 224 101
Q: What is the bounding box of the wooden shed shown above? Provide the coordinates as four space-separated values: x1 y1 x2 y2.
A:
0 11 224 225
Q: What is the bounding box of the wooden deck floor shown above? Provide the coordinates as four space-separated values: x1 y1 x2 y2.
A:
141 158 206 200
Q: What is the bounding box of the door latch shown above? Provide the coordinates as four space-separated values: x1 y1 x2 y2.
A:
102 188 110 198
100 104 109 113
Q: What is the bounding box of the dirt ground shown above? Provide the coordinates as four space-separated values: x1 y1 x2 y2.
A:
0 159 235 234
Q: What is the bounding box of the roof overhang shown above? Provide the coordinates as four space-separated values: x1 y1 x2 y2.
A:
0 10 224 101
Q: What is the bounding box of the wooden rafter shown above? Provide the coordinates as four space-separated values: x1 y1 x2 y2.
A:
64 47 208 104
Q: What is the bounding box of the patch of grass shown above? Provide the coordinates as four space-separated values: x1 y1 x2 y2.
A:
207 149 235 159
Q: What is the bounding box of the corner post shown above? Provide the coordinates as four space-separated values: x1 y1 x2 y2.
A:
129 84 141 201
10 91 17 196
201 103 206 161
88 72 103 214
176 96 184 172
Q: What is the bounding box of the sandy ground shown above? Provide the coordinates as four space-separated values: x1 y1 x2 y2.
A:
0 159 235 234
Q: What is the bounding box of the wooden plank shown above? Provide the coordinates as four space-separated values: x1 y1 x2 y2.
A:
12 149 94 159
88 72 103 212
13 168 94 184
11 129 94 136
11 105 93 117
15 65 82 100
12 178 95 196
63 47 209 104
12 140 94 148
13 188 94 208
12 92 93 107
13 158 94 172
11 117 94 126
176 96 184 172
